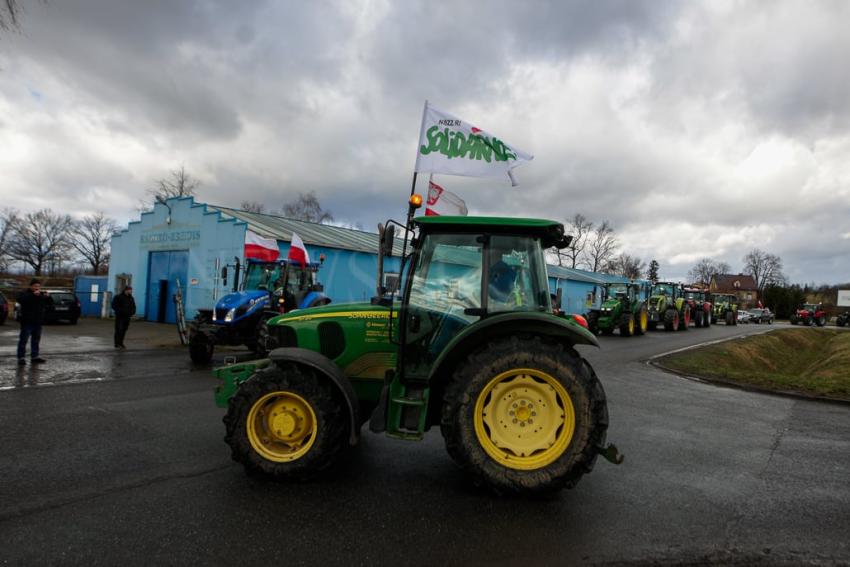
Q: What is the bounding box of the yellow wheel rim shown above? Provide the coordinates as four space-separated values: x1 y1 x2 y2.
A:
628 317 634 335
473 368 575 471
639 310 648 332
246 391 317 462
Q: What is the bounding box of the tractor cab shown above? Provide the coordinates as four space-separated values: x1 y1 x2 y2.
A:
240 259 326 314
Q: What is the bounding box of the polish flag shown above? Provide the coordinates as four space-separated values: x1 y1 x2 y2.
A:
245 230 279 261
288 232 311 266
426 176 468 216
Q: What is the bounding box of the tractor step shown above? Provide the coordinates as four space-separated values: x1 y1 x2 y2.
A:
385 384 430 441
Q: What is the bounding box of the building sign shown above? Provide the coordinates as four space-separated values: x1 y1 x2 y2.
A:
140 225 201 249
839 290 850 307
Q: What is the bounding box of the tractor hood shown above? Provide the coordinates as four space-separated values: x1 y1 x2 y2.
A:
215 290 269 312
268 302 390 325
600 298 622 311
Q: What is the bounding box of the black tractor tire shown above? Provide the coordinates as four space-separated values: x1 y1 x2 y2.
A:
725 311 733 325
252 317 277 357
224 363 349 480
694 309 704 328
663 309 679 332
816 316 826 327
189 332 214 364
634 306 648 336
711 316 717 325
678 307 690 331
805 316 813 326
586 312 599 335
440 336 609 495
619 313 635 337
838 317 846 328
704 311 711 328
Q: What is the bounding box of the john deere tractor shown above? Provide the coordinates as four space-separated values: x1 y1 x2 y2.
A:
711 293 738 325
647 282 690 331
683 288 712 328
212 198 622 495
188 258 330 363
586 282 648 337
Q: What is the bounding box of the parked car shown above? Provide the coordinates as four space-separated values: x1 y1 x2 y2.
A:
747 308 774 324
0 291 8 325
737 310 753 324
43 289 81 324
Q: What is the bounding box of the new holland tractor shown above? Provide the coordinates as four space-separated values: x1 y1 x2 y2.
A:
683 287 712 328
212 197 622 495
188 258 330 363
789 303 827 326
647 282 690 332
586 282 648 337
711 293 738 325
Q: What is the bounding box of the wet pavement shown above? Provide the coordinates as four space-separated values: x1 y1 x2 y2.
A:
0 322 848 565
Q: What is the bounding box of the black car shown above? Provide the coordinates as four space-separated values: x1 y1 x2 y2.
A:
43 289 81 324
0 291 8 325
747 308 774 324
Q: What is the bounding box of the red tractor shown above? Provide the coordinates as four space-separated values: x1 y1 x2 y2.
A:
790 303 827 327
683 287 712 328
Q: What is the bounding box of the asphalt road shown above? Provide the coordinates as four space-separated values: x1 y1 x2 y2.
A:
1 322 848 566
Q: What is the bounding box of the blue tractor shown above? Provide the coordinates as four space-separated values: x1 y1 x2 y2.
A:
188 258 330 363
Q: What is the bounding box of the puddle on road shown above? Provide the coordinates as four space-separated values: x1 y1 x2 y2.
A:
0 328 107 357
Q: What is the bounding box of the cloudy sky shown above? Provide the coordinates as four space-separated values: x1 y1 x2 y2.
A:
2 0 849 283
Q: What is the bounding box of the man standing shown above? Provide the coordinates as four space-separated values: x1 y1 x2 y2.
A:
111 286 136 349
17 279 50 365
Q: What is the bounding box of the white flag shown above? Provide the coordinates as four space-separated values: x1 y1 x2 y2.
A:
414 101 533 185
426 176 468 216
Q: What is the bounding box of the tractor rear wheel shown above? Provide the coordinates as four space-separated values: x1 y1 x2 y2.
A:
725 311 734 325
704 310 711 327
805 316 813 326
619 313 635 337
663 309 679 332
441 336 608 495
816 315 826 327
634 306 648 336
224 363 348 480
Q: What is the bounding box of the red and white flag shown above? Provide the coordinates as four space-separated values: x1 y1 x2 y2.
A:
245 230 279 261
288 232 311 266
426 176 468 217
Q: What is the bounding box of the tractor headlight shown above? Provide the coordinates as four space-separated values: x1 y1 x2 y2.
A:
224 308 236 322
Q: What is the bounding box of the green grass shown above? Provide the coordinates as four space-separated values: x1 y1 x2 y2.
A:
660 328 850 400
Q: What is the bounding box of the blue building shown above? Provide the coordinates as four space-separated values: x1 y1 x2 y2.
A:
108 196 639 323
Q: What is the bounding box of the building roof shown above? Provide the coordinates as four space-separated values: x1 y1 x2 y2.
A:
211 205 405 255
712 273 758 291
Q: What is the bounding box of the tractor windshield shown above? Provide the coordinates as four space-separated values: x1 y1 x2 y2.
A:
803 304 819 311
608 284 629 300
244 262 283 291
652 283 674 297
284 264 317 295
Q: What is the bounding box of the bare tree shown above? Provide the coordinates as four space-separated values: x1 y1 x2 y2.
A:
148 165 200 201
1 0 21 32
743 248 784 292
605 253 646 280
70 212 118 274
583 220 617 273
551 213 593 268
240 201 266 214
0 208 18 272
8 209 73 275
282 191 334 224
687 258 731 286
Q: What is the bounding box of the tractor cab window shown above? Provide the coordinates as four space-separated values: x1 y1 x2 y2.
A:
244 263 282 291
487 235 550 314
653 283 674 297
608 284 630 301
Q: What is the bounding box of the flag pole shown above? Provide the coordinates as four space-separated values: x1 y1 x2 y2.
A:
402 100 429 261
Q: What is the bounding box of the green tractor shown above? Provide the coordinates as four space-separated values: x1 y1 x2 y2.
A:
213 199 622 495
586 282 648 337
646 282 690 332
711 293 738 325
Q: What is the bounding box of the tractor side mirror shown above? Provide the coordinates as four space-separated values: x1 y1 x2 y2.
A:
221 267 228 287
556 235 573 249
380 224 396 258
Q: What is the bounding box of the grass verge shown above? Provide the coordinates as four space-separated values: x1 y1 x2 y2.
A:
658 328 850 401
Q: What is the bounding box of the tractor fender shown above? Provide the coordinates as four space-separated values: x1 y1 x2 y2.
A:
267 347 360 445
427 312 599 387
298 291 331 310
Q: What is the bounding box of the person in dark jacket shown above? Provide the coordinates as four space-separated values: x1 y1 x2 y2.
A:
17 279 51 365
111 286 136 349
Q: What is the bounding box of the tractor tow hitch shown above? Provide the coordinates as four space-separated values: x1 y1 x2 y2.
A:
597 443 625 465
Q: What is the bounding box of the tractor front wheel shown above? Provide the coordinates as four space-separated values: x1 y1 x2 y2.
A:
224 364 349 480
816 315 826 327
634 306 648 336
678 307 691 331
663 309 679 332
189 332 214 364
440 336 609 495
725 311 734 325
694 309 704 328
619 313 635 337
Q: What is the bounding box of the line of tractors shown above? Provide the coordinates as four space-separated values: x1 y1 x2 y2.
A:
585 281 741 337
